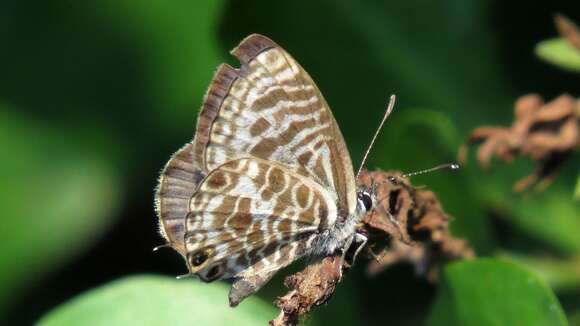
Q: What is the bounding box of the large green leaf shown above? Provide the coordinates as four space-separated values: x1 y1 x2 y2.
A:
536 38 580 73
428 258 567 326
475 162 580 254
0 107 121 314
499 252 580 292
38 275 277 326
504 191 580 253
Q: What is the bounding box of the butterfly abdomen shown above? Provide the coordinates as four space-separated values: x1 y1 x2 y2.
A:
312 214 359 256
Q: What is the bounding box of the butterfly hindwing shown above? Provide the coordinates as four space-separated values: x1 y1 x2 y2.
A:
185 156 335 281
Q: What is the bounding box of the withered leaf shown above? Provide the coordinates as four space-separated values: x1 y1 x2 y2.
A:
460 94 579 192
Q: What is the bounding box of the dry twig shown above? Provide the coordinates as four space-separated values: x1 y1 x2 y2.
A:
269 255 342 326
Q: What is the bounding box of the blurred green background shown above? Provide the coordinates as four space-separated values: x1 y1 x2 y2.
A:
1 1 579 325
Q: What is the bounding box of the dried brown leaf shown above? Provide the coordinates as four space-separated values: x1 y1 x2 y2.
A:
357 170 474 281
461 94 580 191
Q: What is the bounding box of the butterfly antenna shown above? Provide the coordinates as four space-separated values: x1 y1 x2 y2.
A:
356 95 396 179
402 163 459 178
152 244 171 252
176 273 194 280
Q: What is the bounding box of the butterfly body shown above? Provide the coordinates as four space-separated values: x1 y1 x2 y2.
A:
155 34 372 304
312 207 365 256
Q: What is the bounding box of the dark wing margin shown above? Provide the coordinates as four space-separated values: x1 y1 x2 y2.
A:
193 64 238 170
193 34 277 170
231 34 277 67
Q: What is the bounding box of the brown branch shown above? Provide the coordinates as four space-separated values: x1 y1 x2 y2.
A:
269 255 342 326
267 169 474 325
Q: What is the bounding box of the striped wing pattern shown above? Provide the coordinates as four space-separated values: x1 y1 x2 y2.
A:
185 157 336 281
195 35 356 214
155 142 204 256
155 34 357 302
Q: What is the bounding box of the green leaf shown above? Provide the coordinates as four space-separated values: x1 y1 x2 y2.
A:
535 38 580 73
38 275 277 326
492 189 580 254
469 157 580 254
427 258 567 326
0 107 121 313
499 252 580 291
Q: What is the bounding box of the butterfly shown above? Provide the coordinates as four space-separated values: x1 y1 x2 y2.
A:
155 34 390 306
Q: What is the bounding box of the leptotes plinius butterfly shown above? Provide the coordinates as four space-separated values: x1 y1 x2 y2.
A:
155 34 378 305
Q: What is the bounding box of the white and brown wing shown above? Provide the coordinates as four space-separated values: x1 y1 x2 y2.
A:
185 157 337 281
155 34 357 304
154 142 204 256
194 34 357 217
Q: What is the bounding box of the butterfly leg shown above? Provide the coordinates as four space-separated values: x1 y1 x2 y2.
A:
341 232 368 268
350 232 368 266
339 234 354 267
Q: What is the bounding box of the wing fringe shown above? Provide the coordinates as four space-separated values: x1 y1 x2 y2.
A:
155 142 204 255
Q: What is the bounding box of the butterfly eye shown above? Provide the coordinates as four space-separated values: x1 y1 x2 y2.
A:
358 192 373 211
189 250 209 267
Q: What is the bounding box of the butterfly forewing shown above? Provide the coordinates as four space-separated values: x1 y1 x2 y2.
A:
194 34 357 215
